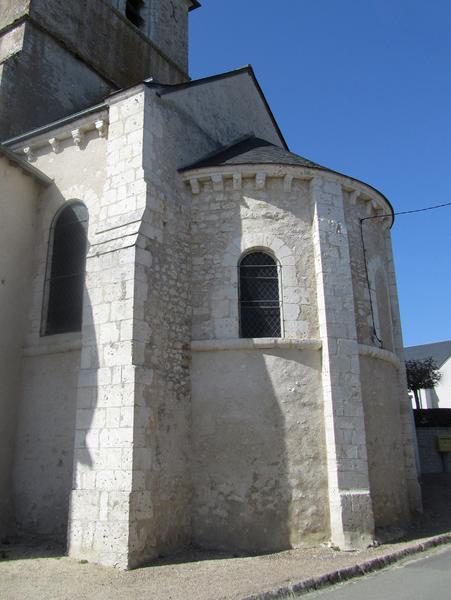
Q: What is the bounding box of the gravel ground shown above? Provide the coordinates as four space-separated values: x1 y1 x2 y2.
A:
1 474 450 600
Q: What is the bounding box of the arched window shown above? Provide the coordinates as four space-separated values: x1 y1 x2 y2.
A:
43 203 88 336
238 251 281 338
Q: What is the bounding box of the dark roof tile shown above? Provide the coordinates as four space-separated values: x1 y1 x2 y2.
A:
404 340 451 367
180 136 323 171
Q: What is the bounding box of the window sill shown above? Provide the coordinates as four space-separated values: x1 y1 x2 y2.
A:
191 338 322 353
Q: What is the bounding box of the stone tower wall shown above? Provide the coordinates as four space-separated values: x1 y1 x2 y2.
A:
0 0 193 139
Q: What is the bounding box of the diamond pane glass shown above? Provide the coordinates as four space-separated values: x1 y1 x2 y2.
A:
44 204 88 335
239 252 281 338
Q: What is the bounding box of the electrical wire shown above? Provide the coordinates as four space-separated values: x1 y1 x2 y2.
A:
359 200 451 346
361 201 451 222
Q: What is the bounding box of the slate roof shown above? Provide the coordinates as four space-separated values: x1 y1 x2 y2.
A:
404 340 451 367
179 136 323 171
179 136 394 218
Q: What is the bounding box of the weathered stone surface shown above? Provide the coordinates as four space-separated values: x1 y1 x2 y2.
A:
0 0 192 139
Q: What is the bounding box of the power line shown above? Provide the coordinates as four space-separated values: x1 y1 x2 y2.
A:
361 201 451 222
359 200 451 347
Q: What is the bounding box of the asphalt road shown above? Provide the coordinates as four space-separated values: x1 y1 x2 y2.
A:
305 545 451 599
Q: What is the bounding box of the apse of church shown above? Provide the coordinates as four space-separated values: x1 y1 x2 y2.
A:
0 0 421 568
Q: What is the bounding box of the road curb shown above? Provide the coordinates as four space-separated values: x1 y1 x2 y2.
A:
240 533 451 600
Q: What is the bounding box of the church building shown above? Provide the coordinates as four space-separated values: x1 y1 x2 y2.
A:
0 0 421 568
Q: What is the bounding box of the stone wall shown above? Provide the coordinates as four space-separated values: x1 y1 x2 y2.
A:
27 0 189 84
311 176 374 549
190 175 317 340
188 170 329 549
416 427 451 474
359 354 410 528
9 122 107 539
13 347 80 538
0 157 38 537
0 0 191 139
343 189 422 516
192 345 328 551
0 22 113 140
343 191 394 350
2 71 423 566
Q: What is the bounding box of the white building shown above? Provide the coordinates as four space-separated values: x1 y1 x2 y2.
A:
0 0 421 569
405 340 451 409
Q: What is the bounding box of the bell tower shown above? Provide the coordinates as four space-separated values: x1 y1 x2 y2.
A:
0 0 200 140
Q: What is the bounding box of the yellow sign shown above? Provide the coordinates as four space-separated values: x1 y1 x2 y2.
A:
437 436 451 453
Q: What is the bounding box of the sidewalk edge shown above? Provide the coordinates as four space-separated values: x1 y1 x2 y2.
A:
240 533 451 600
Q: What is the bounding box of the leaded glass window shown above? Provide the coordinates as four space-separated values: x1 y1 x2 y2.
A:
43 203 88 336
239 251 282 338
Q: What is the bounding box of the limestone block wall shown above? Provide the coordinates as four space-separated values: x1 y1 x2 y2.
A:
0 21 113 140
116 80 291 564
382 231 422 513
26 0 189 83
190 174 318 341
0 158 39 537
416 427 451 474
191 344 328 551
185 164 420 550
0 0 192 139
5 75 292 566
66 85 202 568
343 189 422 519
123 88 196 567
343 191 394 350
8 121 107 539
13 347 81 538
185 168 330 549
359 352 410 527
310 176 374 550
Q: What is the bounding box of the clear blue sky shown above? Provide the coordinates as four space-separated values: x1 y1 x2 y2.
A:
189 0 451 347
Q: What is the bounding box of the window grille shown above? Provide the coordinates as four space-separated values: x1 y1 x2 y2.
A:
43 203 88 336
238 251 282 338
126 0 145 28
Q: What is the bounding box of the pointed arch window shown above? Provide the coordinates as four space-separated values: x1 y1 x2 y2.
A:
238 251 282 338
43 203 88 336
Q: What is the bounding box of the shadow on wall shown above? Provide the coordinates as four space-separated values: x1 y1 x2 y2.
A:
11 195 97 556
189 176 329 554
191 348 291 553
359 356 411 530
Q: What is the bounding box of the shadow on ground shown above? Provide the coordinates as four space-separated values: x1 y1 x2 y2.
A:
0 535 65 562
375 473 451 544
404 473 451 538
2 474 451 566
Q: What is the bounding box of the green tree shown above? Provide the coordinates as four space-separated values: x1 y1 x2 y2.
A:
405 357 442 410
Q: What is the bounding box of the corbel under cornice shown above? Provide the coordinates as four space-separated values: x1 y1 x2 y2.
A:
181 164 393 225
